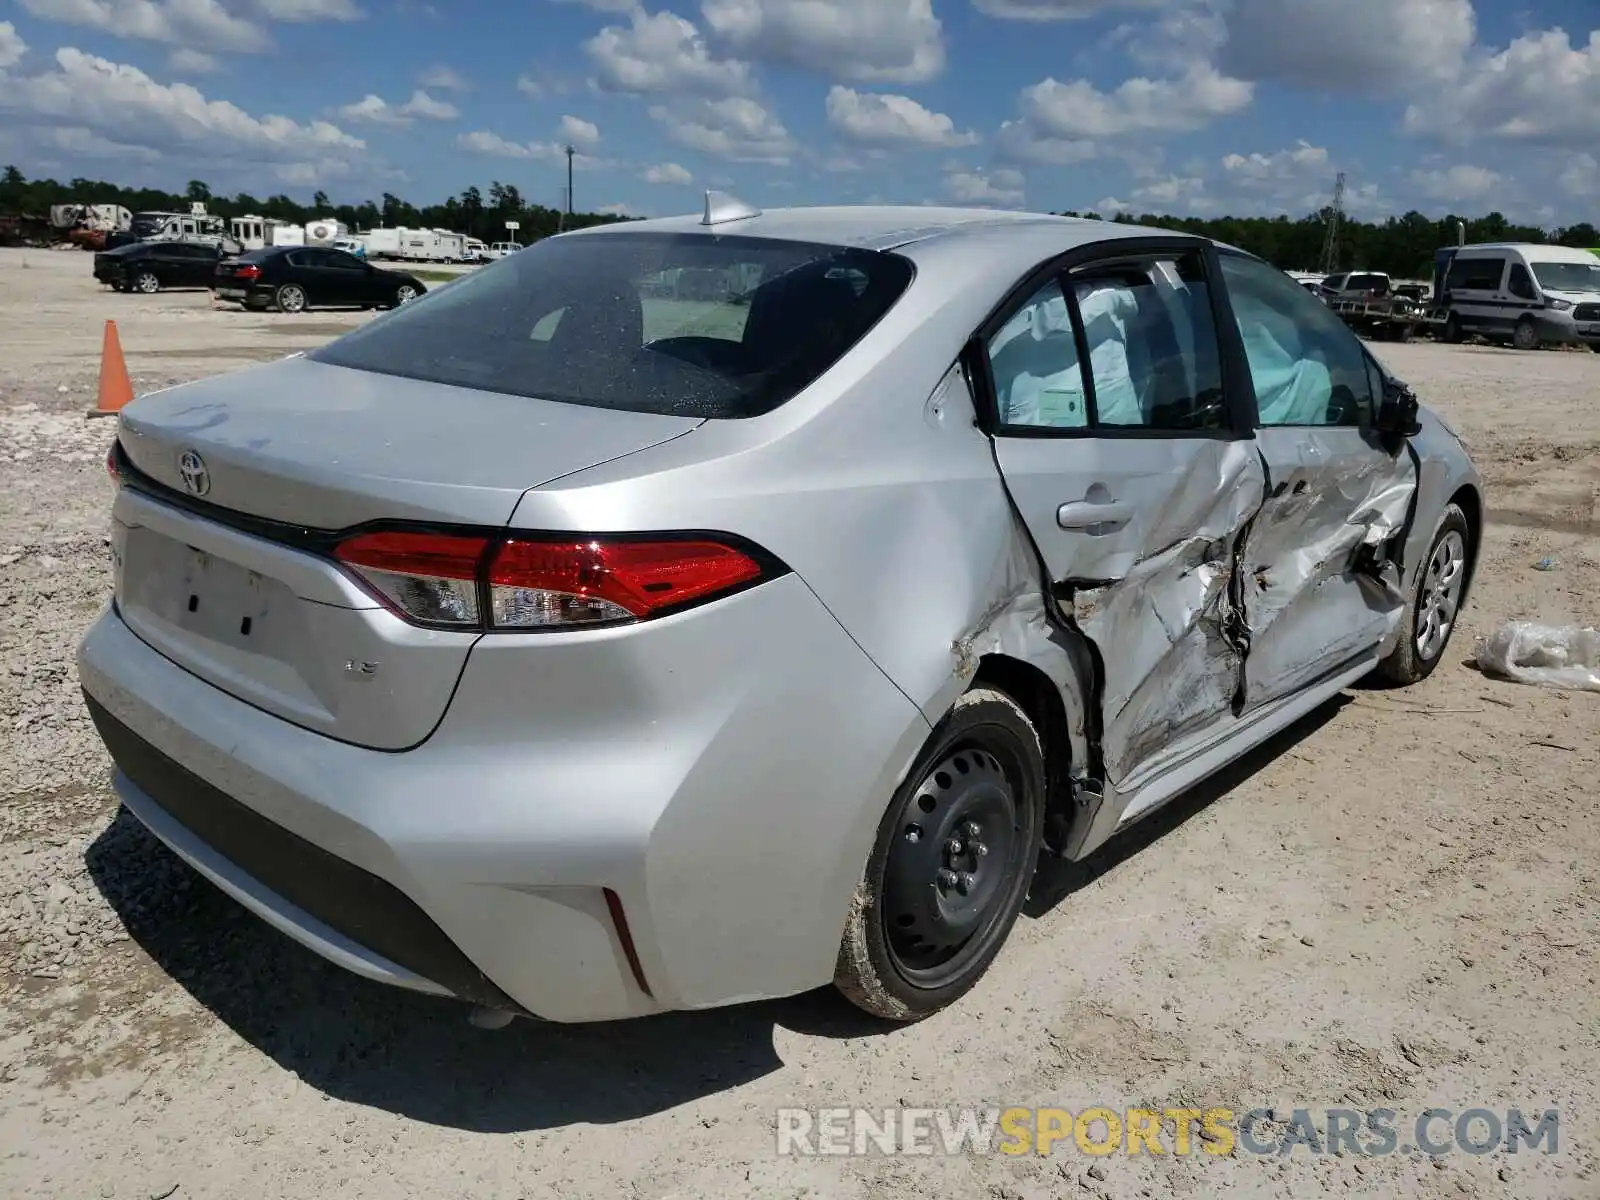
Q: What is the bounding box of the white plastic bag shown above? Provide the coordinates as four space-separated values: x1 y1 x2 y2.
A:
1475 619 1600 693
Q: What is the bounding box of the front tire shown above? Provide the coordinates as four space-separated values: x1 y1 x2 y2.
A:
834 686 1045 1021
394 283 418 306
1377 503 1471 685
1444 313 1464 344
1513 317 1541 351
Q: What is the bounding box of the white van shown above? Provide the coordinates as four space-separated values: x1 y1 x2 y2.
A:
1437 243 1600 350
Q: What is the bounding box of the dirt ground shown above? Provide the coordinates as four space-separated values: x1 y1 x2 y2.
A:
0 245 1596 1199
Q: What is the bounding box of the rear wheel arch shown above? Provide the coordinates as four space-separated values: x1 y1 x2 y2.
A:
968 654 1075 823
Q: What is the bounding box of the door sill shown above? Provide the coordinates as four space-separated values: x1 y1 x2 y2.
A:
1112 652 1379 830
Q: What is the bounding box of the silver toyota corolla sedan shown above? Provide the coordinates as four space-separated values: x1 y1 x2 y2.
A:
79 197 1482 1024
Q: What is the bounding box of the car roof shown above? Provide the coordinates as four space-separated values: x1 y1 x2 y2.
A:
566 204 1153 253
560 203 1236 297
1454 242 1600 264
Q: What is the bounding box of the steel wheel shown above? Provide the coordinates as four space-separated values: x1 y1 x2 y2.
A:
835 686 1045 1021
883 746 1029 986
133 271 159 294
275 283 307 313
1416 528 1466 662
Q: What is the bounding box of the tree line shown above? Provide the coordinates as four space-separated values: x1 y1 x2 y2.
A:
1057 208 1598 280
0 166 629 244
4 165 1597 277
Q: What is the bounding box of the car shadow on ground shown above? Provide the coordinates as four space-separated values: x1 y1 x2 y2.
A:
83 809 882 1134
84 695 1351 1133
1025 696 1349 918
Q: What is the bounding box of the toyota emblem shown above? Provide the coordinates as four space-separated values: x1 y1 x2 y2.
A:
178 449 210 497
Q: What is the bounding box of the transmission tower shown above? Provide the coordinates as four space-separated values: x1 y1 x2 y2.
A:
1320 172 1346 274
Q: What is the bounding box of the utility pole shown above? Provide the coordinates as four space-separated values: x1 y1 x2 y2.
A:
565 144 575 218
1320 171 1346 275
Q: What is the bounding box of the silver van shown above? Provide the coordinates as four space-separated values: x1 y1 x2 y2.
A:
1437 243 1600 349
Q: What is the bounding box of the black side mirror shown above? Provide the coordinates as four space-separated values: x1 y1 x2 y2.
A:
1374 377 1422 436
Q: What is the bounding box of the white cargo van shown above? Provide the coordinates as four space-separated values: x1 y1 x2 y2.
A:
1436 243 1600 350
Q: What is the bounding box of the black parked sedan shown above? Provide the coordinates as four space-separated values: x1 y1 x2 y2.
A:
214 246 427 313
95 240 224 293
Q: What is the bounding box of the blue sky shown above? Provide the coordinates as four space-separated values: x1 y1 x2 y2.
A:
0 0 1596 225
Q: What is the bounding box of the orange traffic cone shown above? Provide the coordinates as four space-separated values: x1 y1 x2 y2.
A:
86 319 134 419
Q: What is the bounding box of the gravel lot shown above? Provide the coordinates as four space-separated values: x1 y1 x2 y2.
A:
1 245 1597 1199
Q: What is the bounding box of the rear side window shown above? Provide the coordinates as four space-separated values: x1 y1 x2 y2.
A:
1446 257 1506 291
312 232 914 419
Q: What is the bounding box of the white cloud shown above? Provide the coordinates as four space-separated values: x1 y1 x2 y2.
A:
559 113 601 149
338 88 458 125
642 160 692 184
647 95 794 163
167 46 220 73
973 0 1165 19
254 0 362 18
597 201 636 216
516 72 545 97
1094 196 1129 215
943 166 1025 207
699 0 945 84
1409 164 1504 205
419 63 468 90
0 21 27 69
1131 173 1209 211
587 8 752 96
994 119 1096 165
18 0 270 53
1404 28 1600 148
1218 0 1474 90
1220 139 1328 186
456 129 611 169
1559 154 1598 200
1017 64 1253 138
824 85 977 149
0 46 364 165
41 124 162 160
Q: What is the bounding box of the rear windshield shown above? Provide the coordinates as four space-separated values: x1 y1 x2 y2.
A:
308 230 915 419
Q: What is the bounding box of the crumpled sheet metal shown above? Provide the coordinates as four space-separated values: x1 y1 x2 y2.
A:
1476 620 1600 693
1239 445 1416 707
954 508 1091 755
1072 439 1264 785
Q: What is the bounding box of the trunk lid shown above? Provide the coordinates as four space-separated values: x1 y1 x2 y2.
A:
117 354 703 529
112 355 703 749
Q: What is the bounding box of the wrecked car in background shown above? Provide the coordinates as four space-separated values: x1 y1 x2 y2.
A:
79 199 1482 1028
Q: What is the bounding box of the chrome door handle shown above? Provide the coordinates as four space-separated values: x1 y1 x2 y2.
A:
1057 498 1133 532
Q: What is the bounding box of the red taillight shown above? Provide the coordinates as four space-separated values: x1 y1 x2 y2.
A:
236 264 261 280
333 530 768 630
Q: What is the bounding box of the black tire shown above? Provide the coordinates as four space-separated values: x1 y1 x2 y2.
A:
834 686 1045 1021
274 283 307 313
1444 313 1464 344
132 270 160 294
1395 322 1414 344
1378 503 1471 685
1513 317 1541 352
393 283 419 306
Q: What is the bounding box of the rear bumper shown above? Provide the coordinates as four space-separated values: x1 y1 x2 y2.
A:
77 574 928 1022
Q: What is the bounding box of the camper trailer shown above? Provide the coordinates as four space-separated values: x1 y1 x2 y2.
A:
229 215 305 250
359 227 403 260
432 229 467 262
304 218 349 245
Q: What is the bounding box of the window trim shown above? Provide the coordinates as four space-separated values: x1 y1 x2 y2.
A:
1213 248 1378 432
967 234 1254 442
